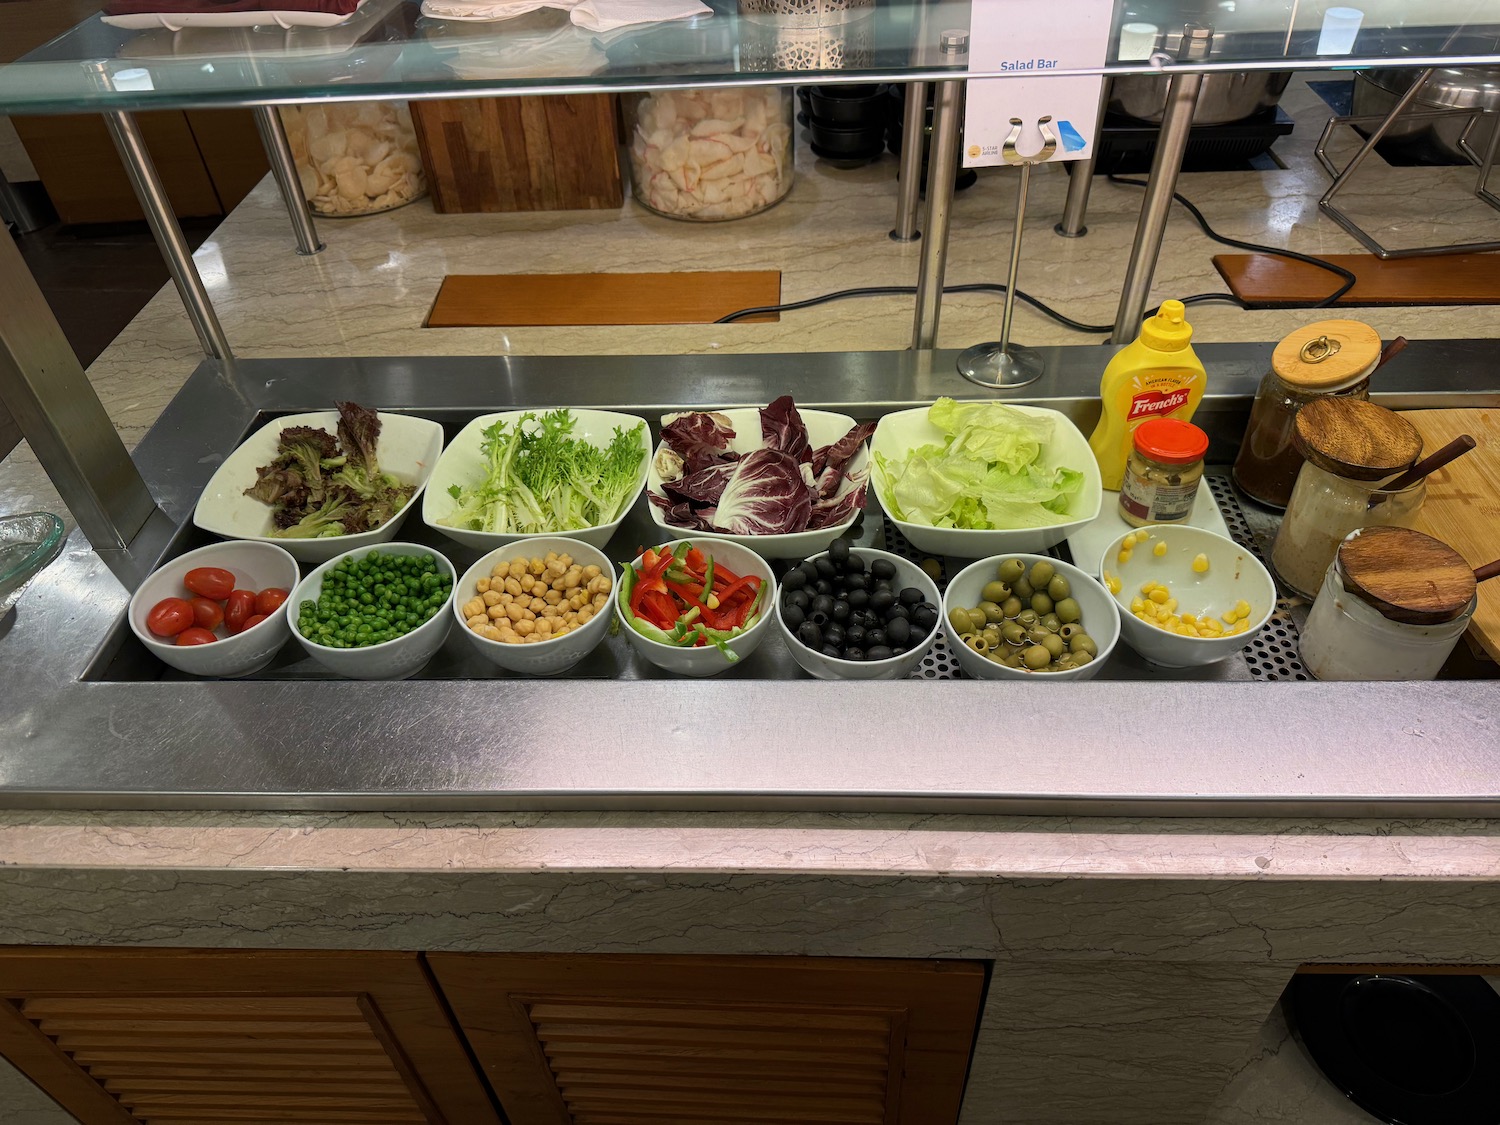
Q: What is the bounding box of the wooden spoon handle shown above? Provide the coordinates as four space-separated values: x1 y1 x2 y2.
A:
1376 336 1409 371
1475 559 1500 584
1382 433 1477 493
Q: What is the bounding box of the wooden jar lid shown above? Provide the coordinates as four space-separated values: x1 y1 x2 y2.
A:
1273 320 1382 390
1292 397 1423 480
1338 526 1476 624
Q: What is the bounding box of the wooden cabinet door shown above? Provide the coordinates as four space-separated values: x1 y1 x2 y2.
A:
0 949 500 1125
427 954 985 1125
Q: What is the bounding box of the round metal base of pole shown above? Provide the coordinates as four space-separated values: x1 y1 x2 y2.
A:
956 342 1044 389
889 228 922 243
296 242 327 256
1053 221 1087 238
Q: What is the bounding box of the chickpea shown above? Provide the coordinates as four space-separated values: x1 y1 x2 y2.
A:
491 563 508 578
509 559 527 579
582 564 601 580
481 625 503 641
515 618 534 636
563 568 582 590
591 592 608 610
544 588 563 605
462 596 483 617
534 618 553 637
553 623 571 637
486 605 505 621
521 607 535 621
577 606 594 623
526 558 542 576
476 577 491 594
504 603 525 622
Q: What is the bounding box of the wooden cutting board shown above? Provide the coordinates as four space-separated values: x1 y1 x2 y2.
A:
1399 408 1500 660
1214 253 1500 307
426 271 781 327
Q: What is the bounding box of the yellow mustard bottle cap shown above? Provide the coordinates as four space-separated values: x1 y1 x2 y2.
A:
1139 299 1193 352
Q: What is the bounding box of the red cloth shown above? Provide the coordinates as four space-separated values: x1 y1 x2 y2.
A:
104 0 360 15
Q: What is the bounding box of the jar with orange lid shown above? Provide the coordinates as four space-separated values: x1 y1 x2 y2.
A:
1232 320 1381 508
1118 418 1210 528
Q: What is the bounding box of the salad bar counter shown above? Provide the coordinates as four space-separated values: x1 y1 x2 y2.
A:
5 342 1500 815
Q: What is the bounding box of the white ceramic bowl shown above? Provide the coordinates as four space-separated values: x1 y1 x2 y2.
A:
128 540 299 678
775 547 942 680
423 409 651 551
1099 526 1276 668
194 410 444 564
646 407 871 560
288 542 455 680
870 404 1102 557
942 553 1120 681
616 538 777 677
453 537 614 676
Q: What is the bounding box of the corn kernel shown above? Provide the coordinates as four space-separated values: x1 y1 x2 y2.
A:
1118 549 1133 565
1130 597 1146 613
1140 581 1157 595
1124 532 1139 549
1222 609 1239 624
1203 619 1223 634
1148 588 1169 604
1153 541 1168 557
1191 553 1210 574
1180 613 1196 626
1234 599 1252 618
1105 572 1122 595
1177 625 1197 636
1164 599 1178 613
1231 619 1249 634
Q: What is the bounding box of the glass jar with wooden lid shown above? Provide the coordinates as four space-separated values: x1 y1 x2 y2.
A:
1300 526 1477 680
1269 397 1425 598
1232 320 1381 508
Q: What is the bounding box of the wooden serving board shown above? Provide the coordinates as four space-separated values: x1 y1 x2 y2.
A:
1214 253 1500 307
1399 408 1500 660
426 271 781 327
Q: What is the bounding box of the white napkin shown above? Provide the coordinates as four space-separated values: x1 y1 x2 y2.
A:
422 0 708 29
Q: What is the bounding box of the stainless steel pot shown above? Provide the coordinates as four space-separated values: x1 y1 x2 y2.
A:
1352 67 1500 163
1109 70 1292 125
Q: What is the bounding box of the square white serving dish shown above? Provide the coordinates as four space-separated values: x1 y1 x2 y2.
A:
103 1 367 30
193 410 444 564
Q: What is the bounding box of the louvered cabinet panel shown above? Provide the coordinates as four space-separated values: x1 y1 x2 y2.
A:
0 951 500 1125
427 954 985 1125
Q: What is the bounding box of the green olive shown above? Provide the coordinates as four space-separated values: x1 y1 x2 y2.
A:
1031 592 1054 615
1053 654 1075 670
1029 560 1055 589
1012 577 1035 600
1041 633 1066 658
983 623 1003 643
1047 575 1071 601
1069 633 1098 657
948 608 975 634
979 600 1006 624
1071 649 1094 666
1041 613 1062 632
1022 645 1052 670
1000 652 1024 669
1016 609 1039 628
1055 597 1082 624
997 558 1026 585
981 580 1011 604
921 557 943 582
1027 627 1052 646
1002 621 1027 645
1058 623 1081 641
1001 596 1024 618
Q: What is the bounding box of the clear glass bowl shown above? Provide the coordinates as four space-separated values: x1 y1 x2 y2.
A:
0 512 65 616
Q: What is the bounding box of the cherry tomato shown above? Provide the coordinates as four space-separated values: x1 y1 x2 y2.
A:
147 597 195 638
224 589 257 634
241 613 269 633
183 567 235 601
175 627 217 646
189 597 224 632
254 587 289 616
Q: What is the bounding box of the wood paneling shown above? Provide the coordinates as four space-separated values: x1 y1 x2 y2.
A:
411 95 623 213
427 954 985 1125
426 270 781 327
1213 252 1500 307
185 109 272 213
0 950 501 1125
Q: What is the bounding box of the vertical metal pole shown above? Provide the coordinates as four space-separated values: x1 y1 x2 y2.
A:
0 228 156 550
1055 79 1111 238
103 111 233 363
911 72 965 348
998 163 1031 352
253 105 324 256
891 81 929 242
1110 25 1212 343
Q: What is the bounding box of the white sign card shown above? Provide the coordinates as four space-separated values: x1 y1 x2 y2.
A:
962 0 1115 167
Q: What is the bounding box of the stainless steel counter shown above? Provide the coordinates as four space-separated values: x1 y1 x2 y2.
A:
3 342 1498 815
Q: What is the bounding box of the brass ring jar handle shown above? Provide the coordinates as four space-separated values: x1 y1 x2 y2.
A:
1299 334 1343 363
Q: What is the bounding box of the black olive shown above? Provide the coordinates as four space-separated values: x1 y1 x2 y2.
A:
870 590 895 613
823 623 845 648
843 624 866 647
870 559 897 581
843 647 865 662
786 589 811 611
821 644 842 659
843 554 864 574
891 646 908 657
800 561 821 584
783 604 806 630
814 579 833 596
797 621 822 649
809 611 829 627
841 573 868 592
865 628 886 648
861 610 884 629
873 577 894 591
831 600 851 623
899 587 925 606
866 645 894 661
885 616 912 646
885 603 910 622
847 589 870 610
827 538 852 565
814 558 837 579
782 568 807 591
810 594 834 616
912 605 939 632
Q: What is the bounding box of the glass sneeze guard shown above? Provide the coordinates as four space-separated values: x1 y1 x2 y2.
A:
1 0 1498 115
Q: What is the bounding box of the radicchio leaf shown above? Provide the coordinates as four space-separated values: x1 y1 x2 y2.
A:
649 491 718 531
811 421 877 477
760 396 811 464
807 470 870 529
661 461 738 506
661 411 737 474
710 449 811 535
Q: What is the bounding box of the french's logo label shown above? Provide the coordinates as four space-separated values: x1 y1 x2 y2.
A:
1128 388 1191 420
